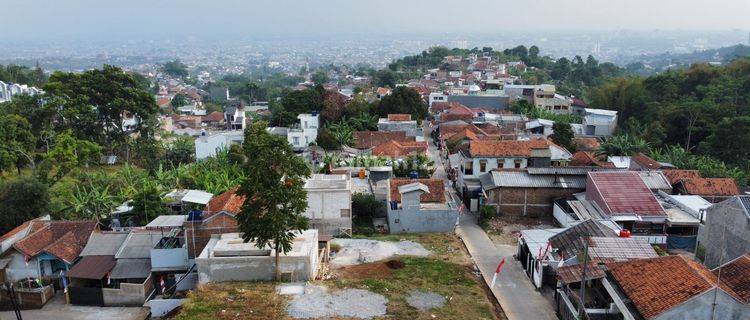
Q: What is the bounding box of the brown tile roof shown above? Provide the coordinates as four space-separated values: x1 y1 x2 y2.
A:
353 131 414 149
607 255 716 319
570 151 614 168
377 87 391 96
371 140 428 158
572 137 600 152
439 123 486 140
469 137 555 157
680 178 740 197
389 179 446 203
205 186 245 218
713 254 750 303
13 221 97 264
202 111 224 122
662 169 702 185
0 216 46 243
387 114 412 122
632 153 663 170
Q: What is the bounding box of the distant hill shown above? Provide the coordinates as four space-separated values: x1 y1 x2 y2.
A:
624 44 750 75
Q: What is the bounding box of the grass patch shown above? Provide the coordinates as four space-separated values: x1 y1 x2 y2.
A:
329 256 497 319
173 282 289 320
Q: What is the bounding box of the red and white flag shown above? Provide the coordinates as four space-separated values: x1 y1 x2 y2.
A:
24 254 30 267
160 276 166 293
106 271 111 285
490 257 506 287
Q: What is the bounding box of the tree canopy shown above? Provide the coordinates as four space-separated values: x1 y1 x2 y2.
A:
236 121 311 280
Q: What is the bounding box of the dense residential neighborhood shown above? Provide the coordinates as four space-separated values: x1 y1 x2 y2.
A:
2 3 750 319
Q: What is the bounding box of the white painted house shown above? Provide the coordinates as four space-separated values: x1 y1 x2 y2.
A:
194 131 244 160
287 113 319 151
303 174 352 236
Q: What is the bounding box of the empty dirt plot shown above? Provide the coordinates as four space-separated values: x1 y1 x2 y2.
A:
282 284 388 319
330 238 431 266
173 233 504 319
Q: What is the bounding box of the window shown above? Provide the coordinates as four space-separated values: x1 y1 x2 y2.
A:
293 137 300 145
464 161 473 175
340 209 350 218
498 161 504 169
479 160 487 173
514 159 522 168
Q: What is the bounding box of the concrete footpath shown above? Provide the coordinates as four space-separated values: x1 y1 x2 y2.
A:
457 215 557 320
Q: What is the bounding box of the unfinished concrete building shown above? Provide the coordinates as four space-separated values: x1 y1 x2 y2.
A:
196 230 319 283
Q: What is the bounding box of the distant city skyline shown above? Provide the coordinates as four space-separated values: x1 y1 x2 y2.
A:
2 0 749 41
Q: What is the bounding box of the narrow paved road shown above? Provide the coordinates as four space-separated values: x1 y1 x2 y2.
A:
457 216 557 320
424 122 556 320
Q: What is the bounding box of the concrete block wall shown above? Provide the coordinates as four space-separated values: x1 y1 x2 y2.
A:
487 187 583 217
387 208 458 234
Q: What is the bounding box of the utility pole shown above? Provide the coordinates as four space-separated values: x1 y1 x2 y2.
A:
711 222 728 320
578 237 589 317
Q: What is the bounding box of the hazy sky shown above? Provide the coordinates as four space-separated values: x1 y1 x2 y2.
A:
3 0 749 40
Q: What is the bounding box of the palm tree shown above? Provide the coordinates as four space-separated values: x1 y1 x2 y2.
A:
596 134 650 157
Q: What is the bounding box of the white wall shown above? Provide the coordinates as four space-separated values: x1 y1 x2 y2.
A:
305 189 351 220
5 251 40 281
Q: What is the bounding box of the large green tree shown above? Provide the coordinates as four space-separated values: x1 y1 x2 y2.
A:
162 59 189 78
43 65 160 151
375 86 428 121
550 122 575 152
236 121 311 280
0 178 50 234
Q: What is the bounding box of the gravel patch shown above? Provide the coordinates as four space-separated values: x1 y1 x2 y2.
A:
406 290 446 311
285 284 387 319
330 239 431 266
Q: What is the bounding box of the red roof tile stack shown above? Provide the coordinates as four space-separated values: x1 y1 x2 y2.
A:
387 114 412 122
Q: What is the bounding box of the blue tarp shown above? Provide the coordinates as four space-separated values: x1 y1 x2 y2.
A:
667 235 697 251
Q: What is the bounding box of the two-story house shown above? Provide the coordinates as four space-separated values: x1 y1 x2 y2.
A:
287 113 319 151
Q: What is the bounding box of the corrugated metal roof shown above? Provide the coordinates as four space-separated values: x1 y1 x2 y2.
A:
110 258 151 279
587 237 658 262
67 255 116 279
483 170 586 189
588 171 666 217
636 171 672 190
738 196 750 215
549 220 617 259
115 231 163 259
145 215 187 228
80 232 129 256
557 262 606 284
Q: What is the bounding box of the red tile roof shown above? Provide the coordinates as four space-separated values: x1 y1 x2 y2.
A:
389 179 446 203
661 169 702 185
680 178 740 197
371 140 428 158
661 169 740 196
205 186 245 218
12 221 97 264
387 114 412 122
353 131 414 149
587 172 665 216
713 254 750 303
607 255 716 319
0 216 47 243
202 111 224 122
572 137 600 152
570 151 614 167
469 137 556 157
